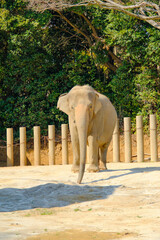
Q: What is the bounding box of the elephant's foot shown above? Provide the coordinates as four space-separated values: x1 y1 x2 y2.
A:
71 164 80 173
99 162 107 171
99 165 107 170
87 164 99 173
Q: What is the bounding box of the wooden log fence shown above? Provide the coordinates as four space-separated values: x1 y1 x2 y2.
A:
48 125 55 165
113 119 120 163
34 126 41 166
20 127 27 166
124 117 132 163
61 124 68 165
7 128 14 166
150 114 158 162
136 116 144 163
1 114 159 166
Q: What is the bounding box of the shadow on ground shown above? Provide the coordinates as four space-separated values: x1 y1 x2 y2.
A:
0 183 120 212
87 166 160 184
1 166 160 212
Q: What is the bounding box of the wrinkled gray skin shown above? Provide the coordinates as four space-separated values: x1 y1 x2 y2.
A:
57 85 117 184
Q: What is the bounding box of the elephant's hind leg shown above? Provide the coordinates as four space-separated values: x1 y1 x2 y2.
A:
99 143 109 170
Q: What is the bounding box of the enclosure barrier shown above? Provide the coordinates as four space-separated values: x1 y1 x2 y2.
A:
34 126 41 166
136 116 144 163
113 119 120 163
20 127 26 166
48 125 55 165
124 117 132 163
3 114 160 166
7 128 14 166
61 124 68 165
150 114 158 162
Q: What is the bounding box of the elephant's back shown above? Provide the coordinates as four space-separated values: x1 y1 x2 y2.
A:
98 93 117 119
98 93 117 142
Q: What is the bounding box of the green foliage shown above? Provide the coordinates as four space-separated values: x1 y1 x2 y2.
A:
0 0 59 137
135 67 160 126
63 50 102 86
109 62 139 120
0 1 160 139
104 11 160 126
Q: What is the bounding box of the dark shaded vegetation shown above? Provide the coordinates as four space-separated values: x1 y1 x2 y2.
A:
0 0 160 139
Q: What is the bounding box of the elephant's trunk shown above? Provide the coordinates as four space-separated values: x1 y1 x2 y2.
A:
75 104 89 184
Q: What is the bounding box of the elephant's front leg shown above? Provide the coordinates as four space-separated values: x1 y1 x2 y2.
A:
69 118 80 173
87 135 99 172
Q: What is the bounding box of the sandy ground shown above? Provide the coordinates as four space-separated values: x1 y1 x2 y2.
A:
0 162 160 240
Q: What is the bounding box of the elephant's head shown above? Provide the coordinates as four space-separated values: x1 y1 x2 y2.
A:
57 85 102 184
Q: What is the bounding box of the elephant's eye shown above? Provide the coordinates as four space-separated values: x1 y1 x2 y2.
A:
71 106 74 110
89 104 92 109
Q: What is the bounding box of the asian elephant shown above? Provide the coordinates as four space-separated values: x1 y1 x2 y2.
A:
57 85 117 184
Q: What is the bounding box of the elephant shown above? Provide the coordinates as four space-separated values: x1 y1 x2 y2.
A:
57 85 117 184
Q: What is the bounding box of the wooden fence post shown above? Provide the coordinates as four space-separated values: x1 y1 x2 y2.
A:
113 118 120 163
61 124 68 165
7 128 14 166
20 127 27 166
34 126 41 165
48 125 55 165
136 116 144 162
150 114 158 162
124 117 132 163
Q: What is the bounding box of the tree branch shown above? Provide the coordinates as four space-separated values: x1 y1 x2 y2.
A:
104 61 117 72
55 10 93 46
26 0 160 29
74 11 99 38
92 34 122 64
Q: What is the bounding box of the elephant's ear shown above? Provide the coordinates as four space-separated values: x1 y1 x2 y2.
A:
94 94 102 115
57 93 70 115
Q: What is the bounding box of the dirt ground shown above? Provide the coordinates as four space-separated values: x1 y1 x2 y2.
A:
0 162 160 240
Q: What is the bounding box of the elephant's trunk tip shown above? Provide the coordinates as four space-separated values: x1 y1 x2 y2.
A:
77 175 83 184
77 179 82 184
77 163 85 184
